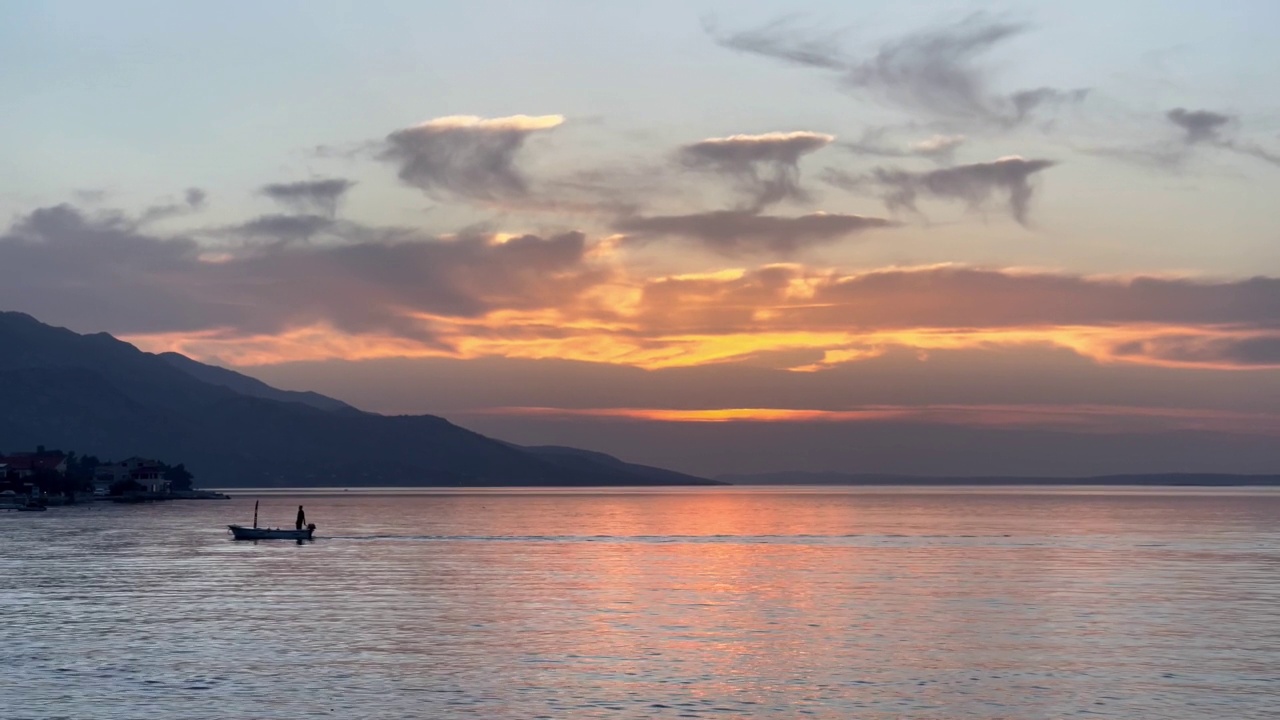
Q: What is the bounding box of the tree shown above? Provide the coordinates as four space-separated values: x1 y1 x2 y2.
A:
32 467 79 497
63 452 99 493
164 463 194 491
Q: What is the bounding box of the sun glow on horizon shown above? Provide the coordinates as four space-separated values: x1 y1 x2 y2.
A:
457 403 1280 436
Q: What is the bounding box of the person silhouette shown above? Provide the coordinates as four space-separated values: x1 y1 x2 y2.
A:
296 505 306 530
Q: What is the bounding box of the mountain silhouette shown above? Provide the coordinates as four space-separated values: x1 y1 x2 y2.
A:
0 311 716 487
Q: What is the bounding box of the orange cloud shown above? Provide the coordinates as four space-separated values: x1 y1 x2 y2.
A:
124 312 1280 374
33 216 1256 376
14 201 1280 375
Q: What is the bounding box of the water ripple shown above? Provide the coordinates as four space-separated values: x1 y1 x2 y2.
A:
2 488 1279 719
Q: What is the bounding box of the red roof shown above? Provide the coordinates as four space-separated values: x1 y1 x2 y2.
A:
0 453 66 471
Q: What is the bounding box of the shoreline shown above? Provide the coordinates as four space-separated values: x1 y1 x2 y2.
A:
0 489 231 511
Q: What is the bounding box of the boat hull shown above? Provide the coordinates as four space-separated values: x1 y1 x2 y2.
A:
228 525 314 541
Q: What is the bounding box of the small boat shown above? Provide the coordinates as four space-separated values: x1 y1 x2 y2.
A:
228 501 316 541
228 524 314 540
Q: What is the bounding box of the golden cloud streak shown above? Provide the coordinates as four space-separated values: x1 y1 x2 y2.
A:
416 114 565 131
117 260 1280 373
776 325 1280 373
123 322 1280 372
124 326 450 367
464 404 1280 435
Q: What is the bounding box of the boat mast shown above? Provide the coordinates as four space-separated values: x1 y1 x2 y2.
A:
253 500 259 529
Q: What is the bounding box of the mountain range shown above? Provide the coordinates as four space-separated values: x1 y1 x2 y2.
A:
0 311 717 487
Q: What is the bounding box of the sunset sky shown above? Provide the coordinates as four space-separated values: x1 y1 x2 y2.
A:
3 0 1279 477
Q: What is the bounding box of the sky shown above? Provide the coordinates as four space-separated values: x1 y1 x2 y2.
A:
3 0 1280 477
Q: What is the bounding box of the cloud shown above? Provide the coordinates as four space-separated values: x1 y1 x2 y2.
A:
1167 108 1233 144
711 15 1087 127
1094 108 1280 171
0 203 604 342
73 189 109 204
260 178 355 217
1114 334 1280 367
680 131 835 210
607 265 1280 370
844 127 966 162
379 114 564 202
7 202 1280 374
138 186 208 225
859 156 1056 225
616 210 892 256
234 214 334 245
706 15 847 70
1163 108 1280 168
910 134 967 157
629 265 1278 335
844 16 1026 122
1010 87 1090 123
1232 141 1280 167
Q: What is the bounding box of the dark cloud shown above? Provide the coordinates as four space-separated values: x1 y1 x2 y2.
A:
1114 335 1280 367
1077 143 1184 170
1166 108 1233 144
379 115 564 202
138 186 209 225
628 265 1280 336
260 178 354 217
706 15 846 70
616 210 891 256
1011 87 1090 123
312 140 380 160
711 15 1087 127
1217 336 1280 364
861 156 1056 225
844 16 1026 122
7 203 1280 376
235 214 334 245
1161 108 1280 168
1232 141 1280 167
0 205 218 332
1095 108 1280 171
680 131 834 210
0 203 604 340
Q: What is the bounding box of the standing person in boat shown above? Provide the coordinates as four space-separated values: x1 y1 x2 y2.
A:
296 505 306 530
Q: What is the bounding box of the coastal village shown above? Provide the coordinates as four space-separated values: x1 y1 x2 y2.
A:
0 447 225 510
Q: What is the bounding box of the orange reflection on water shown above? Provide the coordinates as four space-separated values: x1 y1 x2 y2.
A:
14 487 1275 716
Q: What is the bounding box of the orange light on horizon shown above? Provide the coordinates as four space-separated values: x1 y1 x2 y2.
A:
460 403 1280 436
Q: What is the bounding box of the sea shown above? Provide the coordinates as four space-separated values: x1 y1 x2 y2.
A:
1 486 1277 719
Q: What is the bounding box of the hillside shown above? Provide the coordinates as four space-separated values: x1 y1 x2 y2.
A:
0 312 718 487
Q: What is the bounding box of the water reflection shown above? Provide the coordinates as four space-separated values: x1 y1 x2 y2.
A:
1 488 1278 719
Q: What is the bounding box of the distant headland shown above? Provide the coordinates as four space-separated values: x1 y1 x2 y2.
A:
0 311 719 489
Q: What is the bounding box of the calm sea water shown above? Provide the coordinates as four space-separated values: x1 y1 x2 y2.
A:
1 487 1278 719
